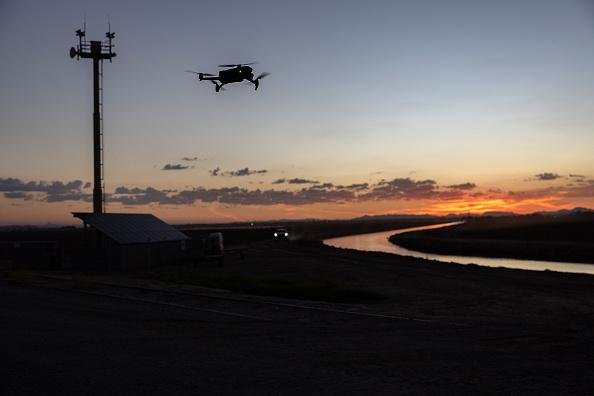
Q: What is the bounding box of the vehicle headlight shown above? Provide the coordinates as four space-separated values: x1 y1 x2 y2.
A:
284 232 288 237
274 233 278 237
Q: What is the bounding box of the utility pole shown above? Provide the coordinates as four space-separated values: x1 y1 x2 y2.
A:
70 24 116 213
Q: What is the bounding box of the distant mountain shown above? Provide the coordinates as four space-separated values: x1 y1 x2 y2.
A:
0 225 41 231
464 207 593 218
353 214 440 221
479 211 516 217
352 207 594 222
534 207 594 216
0 224 77 231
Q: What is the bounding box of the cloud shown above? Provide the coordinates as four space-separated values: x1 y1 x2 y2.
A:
569 174 585 178
534 172 561 181
162 164 189 171
273 178 319 184
182 157 199 162
188 185 354 206
106 183 354 206
335 183 369 191
446 182 476 190
0 177 94 203
87 177 463 206
502 179 594 201
210 167 268 177
83 182 91 189
288 178 318 184
4 174 593 209
209 167 221 176
0 178 84 194
228 168 267 177
0 178 28 192
311 183 335 189
564 180 594 198
46 192 92 203
360 178 438 201
111 186 171 205
107 178 449 206
4 192 33 200
114 186 147 194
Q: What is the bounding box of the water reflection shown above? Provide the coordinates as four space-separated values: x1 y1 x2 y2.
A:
323 222 594 275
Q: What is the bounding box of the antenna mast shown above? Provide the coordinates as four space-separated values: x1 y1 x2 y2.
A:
70 22 116 214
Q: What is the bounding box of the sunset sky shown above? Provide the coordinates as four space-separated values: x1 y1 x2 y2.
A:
1 0 594 225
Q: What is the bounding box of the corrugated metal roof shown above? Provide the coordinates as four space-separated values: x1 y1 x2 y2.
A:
72 212 188 245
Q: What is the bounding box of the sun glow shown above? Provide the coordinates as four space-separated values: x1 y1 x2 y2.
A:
428 196 567 215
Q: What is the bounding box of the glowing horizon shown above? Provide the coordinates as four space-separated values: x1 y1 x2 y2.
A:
2 172 593 225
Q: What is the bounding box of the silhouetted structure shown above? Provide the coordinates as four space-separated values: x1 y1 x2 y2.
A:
70 25 116 213
73 213 188 269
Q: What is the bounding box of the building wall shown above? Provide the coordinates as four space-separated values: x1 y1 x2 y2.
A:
118 241 185 270
74 233 186 271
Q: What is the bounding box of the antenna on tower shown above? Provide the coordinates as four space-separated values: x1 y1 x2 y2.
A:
106 15 115 63
73 17 85 60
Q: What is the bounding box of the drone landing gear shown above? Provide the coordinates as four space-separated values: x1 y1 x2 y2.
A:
250 73 269 91
210 80 225 92
247 79 259 90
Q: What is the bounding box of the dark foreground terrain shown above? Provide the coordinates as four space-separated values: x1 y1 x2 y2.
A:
390 213 594 263
2 239 594 395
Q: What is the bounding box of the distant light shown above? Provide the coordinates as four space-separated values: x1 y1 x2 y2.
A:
274 232 278 237
284 232 288 237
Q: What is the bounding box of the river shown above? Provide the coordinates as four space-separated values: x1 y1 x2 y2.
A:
323 222 594 275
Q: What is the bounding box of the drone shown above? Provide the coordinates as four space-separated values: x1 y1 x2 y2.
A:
185 63 270 92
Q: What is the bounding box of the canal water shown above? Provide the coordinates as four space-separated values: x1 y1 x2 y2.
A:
323 222 594 275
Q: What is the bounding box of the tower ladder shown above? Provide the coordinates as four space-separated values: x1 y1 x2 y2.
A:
98 59 106 212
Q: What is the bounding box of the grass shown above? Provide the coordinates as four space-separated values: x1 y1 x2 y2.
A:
145 268 385 303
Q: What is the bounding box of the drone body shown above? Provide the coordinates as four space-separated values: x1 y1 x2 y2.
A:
186 63 270 92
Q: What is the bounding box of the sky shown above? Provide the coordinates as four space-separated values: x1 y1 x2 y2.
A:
1 0 594 225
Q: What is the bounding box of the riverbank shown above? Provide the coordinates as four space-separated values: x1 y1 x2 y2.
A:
389 213 594 264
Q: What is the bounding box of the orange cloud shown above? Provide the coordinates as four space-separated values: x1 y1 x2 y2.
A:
428 196 567 215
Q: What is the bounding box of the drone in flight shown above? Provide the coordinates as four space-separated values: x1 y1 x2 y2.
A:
186 63 270 92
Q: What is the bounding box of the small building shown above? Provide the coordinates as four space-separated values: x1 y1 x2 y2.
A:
73 212 188 270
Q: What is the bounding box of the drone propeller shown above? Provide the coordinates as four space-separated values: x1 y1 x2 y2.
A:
185 70 215 76
218 62 258 68
255 72 270 80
